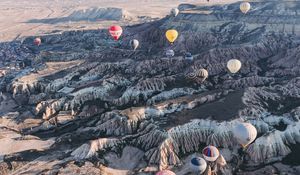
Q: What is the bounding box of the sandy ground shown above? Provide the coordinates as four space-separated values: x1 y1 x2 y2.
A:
0 0 240 42
0 137 55 157
18 60 83 83
101 146 145 175
0 127 54 158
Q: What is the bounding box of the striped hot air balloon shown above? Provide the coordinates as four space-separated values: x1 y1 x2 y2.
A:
197 68 208 82
186 67 208 83
202 146 220 162
109 25 123 41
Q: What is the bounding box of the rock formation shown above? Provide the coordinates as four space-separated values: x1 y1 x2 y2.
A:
1 0 300 174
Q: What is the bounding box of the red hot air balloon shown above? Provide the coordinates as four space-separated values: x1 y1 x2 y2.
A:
109 25 123 41
34 37 42 46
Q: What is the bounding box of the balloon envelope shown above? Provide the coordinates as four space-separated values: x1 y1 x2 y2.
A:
185 52 193 61
202 146 219 162
233 122 257 148
186 68 208 83
166 49 175 58
109 25 123 40
216 155 227 167
166 29 178 44
190 157 207 174
227 59 242 73
130 39 139 50
240 2 251 14
171 8 179 17
197 68 208 82
34 37 41 46
204 165 211 175
156 170 176 175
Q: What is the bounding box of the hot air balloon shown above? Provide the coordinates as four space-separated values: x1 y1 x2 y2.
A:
203 165 211 175
197 68 208 82
233 122 257 148
202 146 219 162
185 52 193 61
171 8 179 17
109 25 123 41
156 170 176 175
166 29 178 44
130 39 139 51
166 49 175 58
186 68 208 83
216 155 227 167
190 157 207 174
186 70 197 81
227 59 242 73
34 37 42 46
240 2 251 14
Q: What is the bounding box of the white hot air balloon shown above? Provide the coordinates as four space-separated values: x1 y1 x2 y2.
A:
233 122 257 148
166 49 175 58
171 8 179 17
227 59 242 73
202 146 220 162
240 2 251 14
190 157 207 174
130 39 139 51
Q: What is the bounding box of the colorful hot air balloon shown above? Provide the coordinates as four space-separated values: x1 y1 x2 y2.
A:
166 49 175 58
109 25 123 41
185 52 193 61
34 37 42 46
233 122 257 148
156 170 176 175
166 29 178 44
171 8 179 17
190 157 207 174
202 146 220 162
240 2 251 14
227 59 242 73
130 39 139 51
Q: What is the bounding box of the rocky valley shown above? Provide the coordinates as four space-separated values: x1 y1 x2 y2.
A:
1 0 300 174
